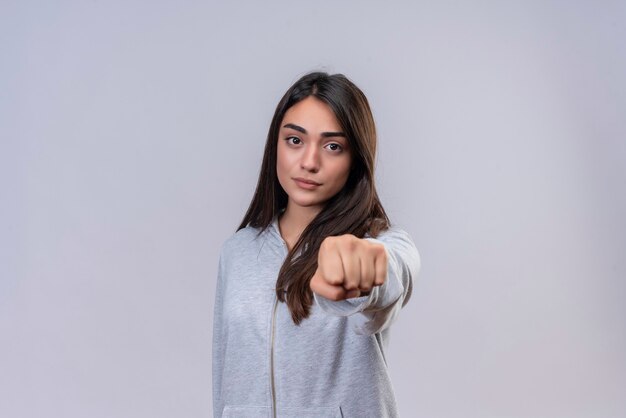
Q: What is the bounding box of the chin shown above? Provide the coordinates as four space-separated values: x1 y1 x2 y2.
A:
289 193 327 207
291 199 324 208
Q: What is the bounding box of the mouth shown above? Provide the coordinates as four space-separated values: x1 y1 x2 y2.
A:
293 177 321 189
293 177 321 186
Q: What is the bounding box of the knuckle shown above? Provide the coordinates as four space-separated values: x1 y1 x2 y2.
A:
374 243 387 257
336 234 357 251
321 236 336 251
343 279 358 290
326 273 343 285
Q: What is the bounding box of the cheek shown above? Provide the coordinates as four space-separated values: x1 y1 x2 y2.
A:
328 160 352 188
337 158 352 181
278 146 301 169
276 145 294 181
276 145 286 171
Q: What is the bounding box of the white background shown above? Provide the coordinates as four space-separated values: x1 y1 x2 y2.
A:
1 1 625 417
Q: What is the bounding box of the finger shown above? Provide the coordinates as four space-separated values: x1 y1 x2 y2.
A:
340 245 361 291
359 252 376 292
311 270 348 301
319 240 345 286
373 245 388 286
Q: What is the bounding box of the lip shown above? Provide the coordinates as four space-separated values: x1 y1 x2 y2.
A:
294 177 321 185
293 177 321 189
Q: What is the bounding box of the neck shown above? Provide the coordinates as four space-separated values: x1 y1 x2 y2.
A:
277 203 322 250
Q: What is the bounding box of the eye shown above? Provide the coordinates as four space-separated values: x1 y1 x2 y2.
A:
285 136 301 145
325 143 343 152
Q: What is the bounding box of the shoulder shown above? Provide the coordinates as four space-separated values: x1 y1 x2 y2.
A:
219 224 267 262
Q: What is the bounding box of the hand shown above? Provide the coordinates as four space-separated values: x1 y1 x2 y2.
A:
310 234 388 301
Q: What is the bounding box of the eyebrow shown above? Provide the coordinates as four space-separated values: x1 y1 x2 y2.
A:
282 123 346 138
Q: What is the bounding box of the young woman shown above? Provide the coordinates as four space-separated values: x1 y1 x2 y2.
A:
212 71 421 418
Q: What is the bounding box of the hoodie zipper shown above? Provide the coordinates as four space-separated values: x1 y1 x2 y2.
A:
270 297 278 418
270 214 287 418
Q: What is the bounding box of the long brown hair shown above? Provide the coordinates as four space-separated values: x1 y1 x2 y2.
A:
238 71 390 324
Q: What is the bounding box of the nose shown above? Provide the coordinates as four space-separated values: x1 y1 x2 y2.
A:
300 145 320 172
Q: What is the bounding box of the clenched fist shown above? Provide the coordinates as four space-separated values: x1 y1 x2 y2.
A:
310 234 388 300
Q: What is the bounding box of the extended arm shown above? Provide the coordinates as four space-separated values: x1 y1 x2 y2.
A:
312 227 421 335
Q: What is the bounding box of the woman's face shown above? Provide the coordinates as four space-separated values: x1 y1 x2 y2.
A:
276 96 352 214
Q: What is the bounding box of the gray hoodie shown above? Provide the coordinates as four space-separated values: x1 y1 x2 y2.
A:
212 214 421 418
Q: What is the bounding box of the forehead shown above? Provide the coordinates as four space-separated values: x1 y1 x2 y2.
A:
281 96 341 130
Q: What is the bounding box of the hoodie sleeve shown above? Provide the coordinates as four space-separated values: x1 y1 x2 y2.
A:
313 226 421 335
